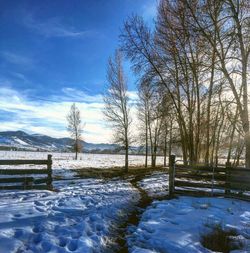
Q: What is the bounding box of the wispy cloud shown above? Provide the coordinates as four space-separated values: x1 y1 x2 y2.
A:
1 51 34 66
60 87 103 103
23 12 93 39
0 86 138 143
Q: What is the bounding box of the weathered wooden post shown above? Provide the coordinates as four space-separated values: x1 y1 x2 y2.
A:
169 155 176 197
47 154 52 189
225 161 231 195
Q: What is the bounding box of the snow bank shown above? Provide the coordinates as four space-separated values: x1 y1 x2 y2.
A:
0 178 140 253
129 196 250 252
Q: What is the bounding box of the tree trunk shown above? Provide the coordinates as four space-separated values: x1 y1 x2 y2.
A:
245 133 250 168
125 145 129 172
205 44 216 165
168 119 173 161
75 139 78 160
151 154 156 168
163 131 167 167
145 114 148 168
125 129 129 172
227 109 238 164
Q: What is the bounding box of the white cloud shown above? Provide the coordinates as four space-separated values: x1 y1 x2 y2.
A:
0 86 139 144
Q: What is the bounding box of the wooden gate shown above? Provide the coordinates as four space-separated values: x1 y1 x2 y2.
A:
169 155 250 200
0 154 53 190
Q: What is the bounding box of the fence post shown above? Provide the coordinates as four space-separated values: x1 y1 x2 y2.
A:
47 154 52 189
169 155 176 197
225 161 231 195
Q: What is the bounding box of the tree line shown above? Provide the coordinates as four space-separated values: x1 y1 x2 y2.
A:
105 0 250 170
68 0 250 171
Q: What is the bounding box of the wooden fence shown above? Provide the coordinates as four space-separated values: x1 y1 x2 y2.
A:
169 155 250 200
0 154 52 190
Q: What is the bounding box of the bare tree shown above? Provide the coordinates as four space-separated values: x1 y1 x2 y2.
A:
103 50 132 172
121 0 250 167
137 80 151 168
184 0 250 167
67 103 83 160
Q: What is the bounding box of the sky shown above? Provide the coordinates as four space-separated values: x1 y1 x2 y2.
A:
0 0 157 143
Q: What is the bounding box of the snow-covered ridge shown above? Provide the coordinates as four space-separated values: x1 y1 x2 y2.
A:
0 130 118 152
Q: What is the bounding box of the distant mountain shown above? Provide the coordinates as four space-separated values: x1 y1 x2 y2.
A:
0 130 119 153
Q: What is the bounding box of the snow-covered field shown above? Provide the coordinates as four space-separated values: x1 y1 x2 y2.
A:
129 196 250 253
0 151 165 178
0 151 166 180
0 178 140 253
0 151 165 168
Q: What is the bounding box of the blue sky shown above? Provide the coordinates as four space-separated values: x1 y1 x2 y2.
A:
0 0 156 143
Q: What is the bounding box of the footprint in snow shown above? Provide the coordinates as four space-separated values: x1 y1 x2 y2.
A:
86 230 93 236
71 231 82 239
33 234 42 244
95 224 103 232
67 239 78 251
14 229 23 238
32 225 44 233
13 213 22 218
57 202 64 207
41 241 52 252
45 200 53 206
170 220 179 225
35 206 45 212
58 237 68 247
34 201 44 206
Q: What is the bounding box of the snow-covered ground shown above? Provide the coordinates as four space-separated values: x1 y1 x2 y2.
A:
138 172 169 198
129 196 250 253
0 178 140 253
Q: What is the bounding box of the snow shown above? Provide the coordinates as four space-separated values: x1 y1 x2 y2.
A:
0 178 140 253
128 196 250 253
12 138 29 146
138 172 169 198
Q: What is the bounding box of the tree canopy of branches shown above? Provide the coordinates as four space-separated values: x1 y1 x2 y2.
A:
103 50 132 172
121 0 249 167
67 103 83 160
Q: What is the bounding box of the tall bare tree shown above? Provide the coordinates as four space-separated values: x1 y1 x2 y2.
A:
103 50 132 172
184 0 250 167
67 103 83 160
137 80 151 168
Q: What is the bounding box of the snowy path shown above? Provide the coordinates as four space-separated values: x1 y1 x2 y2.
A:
116 171 169 252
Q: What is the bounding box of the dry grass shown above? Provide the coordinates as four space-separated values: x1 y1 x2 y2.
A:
201 224 243 253
73 166 166 179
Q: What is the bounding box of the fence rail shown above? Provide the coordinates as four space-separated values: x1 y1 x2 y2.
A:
0 154 52 190
169 155 250 201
